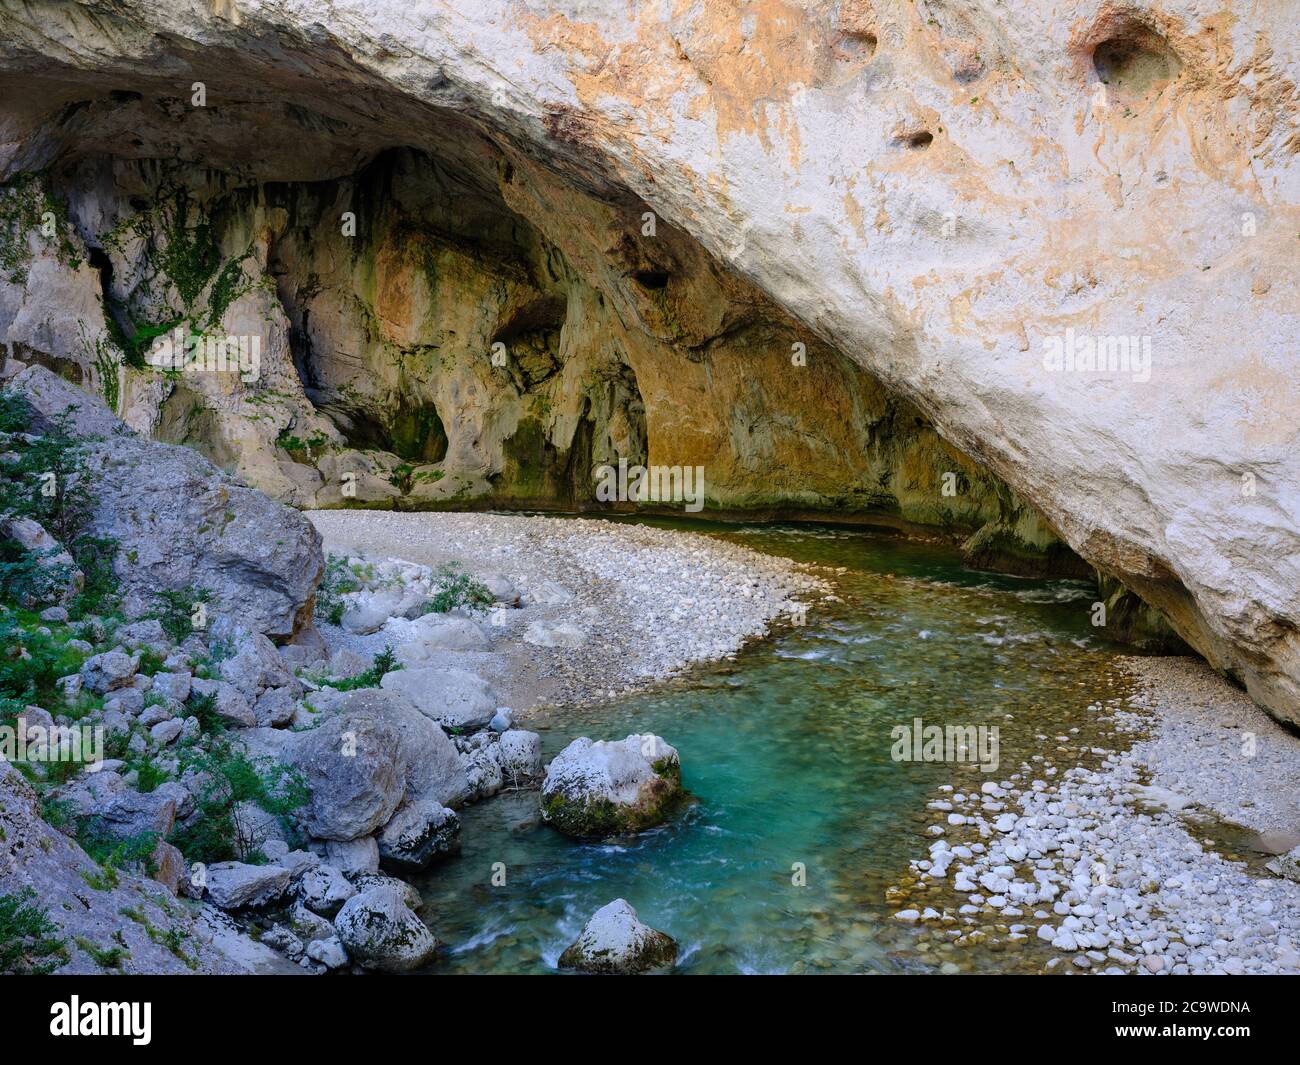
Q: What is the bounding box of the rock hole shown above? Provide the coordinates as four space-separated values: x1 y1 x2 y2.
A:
632 269 670 290
838 31 878 61
1091 26 1180 98
905 130 933 150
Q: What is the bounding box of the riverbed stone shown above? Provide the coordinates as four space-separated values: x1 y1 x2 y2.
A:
80 650 138 694
378 799 461 872
497 729 543 784
379 666 497 732
541 734 683 839
325 836 380 876
394 615 491 662
294 863 357 917
203 861 292 910
289 709 406 841
558 899 677 974
334 884 438 972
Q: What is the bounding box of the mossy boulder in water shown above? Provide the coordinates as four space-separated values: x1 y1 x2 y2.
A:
558 899 678 974
333 884 438 972
540 734 683 839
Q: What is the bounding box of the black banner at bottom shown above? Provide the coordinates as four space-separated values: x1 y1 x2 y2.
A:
0 973 1286 1050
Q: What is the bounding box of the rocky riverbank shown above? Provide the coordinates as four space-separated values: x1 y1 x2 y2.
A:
306 510 832 712
0 367 835 975
889 656 1300 975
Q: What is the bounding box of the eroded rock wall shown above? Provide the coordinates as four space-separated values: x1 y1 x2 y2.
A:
0 0 1294 722
2 136 1067 573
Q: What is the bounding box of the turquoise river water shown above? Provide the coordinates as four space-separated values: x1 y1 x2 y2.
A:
412 520 1132 974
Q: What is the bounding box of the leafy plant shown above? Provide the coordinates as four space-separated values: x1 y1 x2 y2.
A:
154 585 212 643
0 889 66 974
314 554 361 626
327 644 398 691
0 392 120 617
168 742 309 864
185 689 225 735
275 429 328 454
422 562 493 614
75 826 160 888
0 614 86 705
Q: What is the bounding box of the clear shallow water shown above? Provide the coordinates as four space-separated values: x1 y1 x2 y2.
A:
413 520 1126 974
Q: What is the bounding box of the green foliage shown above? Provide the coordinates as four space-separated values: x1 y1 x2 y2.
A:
69 535 119 617
185 689 225 735
422 562 494 614
76 826 160 888
315 554 361 626
130 755 172 794
80 325 122 412
0 173 81 286
0 614 86 705
153 585 211 643
7 409 95 547
0 540 70 608
0 392 120 617
168 742 308 864
0 388 30 433
0 889 66 974
275 429 329 454
75 936 127 970
98 183 253 366
327 644 398 691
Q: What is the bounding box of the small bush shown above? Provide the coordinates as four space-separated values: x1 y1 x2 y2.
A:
76 826 160 884
314 554 361 626
328 644 398 691
0 614 86 705
185 689 225 735
154 585 212 643
421 562 493 614
0 889 67 974
168 742 309 864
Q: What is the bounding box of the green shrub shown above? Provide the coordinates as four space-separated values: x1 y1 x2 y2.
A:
0 614 85 705
421 562 493 614
168 742 308 864
0 889 67 974
314 554 360 626
328 644 398 691
153 585 212 643
75 826 160 886
185 689 225 735
0 391 120 618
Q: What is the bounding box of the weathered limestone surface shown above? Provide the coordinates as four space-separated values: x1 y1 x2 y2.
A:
0 2 1296 723
0 761 294 974
11 364 323 639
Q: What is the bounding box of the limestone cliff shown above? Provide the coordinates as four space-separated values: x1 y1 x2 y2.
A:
0 1 1294 723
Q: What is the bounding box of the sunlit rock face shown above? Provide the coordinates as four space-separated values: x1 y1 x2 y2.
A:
0 0 1296 724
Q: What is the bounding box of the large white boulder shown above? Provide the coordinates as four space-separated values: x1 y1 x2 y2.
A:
334 884 438 973
497 730 543 784
392 615 492 662
558 899 677 975
379 666 498 732
289 709 407 841
202 861 292 911
541 734 684 839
